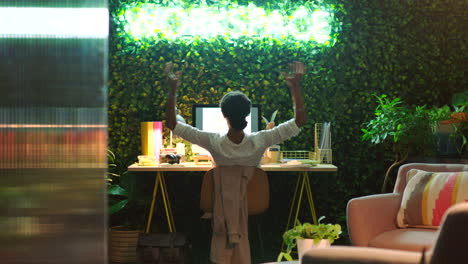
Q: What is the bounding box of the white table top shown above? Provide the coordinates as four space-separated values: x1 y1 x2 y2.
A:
128 162 338 172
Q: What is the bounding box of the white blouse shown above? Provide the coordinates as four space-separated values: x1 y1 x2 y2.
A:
173 119 301 167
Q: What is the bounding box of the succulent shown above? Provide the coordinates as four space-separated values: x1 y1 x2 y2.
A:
262 110 278 130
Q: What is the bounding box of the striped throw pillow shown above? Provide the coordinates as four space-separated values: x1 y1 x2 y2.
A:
397 169 468 228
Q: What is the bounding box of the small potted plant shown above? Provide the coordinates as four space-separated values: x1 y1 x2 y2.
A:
277 216 342 262
262 110 280 164
262 109 278 130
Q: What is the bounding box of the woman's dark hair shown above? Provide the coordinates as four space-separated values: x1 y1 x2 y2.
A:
220 91 251 130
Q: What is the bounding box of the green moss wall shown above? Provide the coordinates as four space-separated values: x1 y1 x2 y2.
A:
108 0 466 260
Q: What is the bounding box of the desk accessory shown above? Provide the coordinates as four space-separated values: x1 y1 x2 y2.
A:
281 150 315 162
161 153 182 164
191 144 212 165
138 155 158 166
262 111 279 164
158 163 185 167
175 143 186 162
315 123 333 164
267 144 281 163
141 121 163 164
192 155 212 165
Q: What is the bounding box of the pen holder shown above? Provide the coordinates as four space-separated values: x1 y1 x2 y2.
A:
267 145 280 163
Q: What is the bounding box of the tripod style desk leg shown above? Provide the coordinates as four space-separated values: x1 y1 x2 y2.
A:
281 171 318 252
145 171 176 234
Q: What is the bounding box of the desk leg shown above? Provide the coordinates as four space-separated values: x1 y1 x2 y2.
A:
160 173 176 232
146 173 161 233
304 172 318 225
281 171 318 252
145 172 176 234
284 171 302 239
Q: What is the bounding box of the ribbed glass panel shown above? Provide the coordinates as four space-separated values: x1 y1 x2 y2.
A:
0 1 108 263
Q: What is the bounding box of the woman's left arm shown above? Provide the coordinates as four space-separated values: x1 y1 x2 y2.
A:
165 62 181 130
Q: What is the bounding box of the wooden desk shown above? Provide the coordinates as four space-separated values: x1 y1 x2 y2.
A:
260 260 299 264
128 162 338 248
128 163 337 172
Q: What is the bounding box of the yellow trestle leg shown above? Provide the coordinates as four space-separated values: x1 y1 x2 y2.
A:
145 172 176 233
281 172 318 253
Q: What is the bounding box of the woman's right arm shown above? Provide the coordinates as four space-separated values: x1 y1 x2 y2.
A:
165 62 181 130
163 63 215 149
282 61 307 127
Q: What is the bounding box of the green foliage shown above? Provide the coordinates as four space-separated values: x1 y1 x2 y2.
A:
362 95 405 144
425 91 468 156
116 0 340 44
108 0 467 261
452 91 468 111
262 109 278 126
107 149 129 215
107 150 149 229
427 105 452 129
278 216 342 261
108 184 129 214
361 94 433 157
427 91 468 129
108 0 348 167
107 149 120 182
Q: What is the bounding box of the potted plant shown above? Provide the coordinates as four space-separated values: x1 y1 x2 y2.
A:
262 109 278 130
427 91 467 158
262 110 279 163
361 94 434 193
107 150 147 263
277 216 342 262
440 112 467 157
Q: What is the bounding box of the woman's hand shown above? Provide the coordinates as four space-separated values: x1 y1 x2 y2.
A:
164 62 182 91
281 61 305 91
282 61 307 127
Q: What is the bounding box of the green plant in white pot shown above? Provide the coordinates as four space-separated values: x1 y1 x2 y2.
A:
277 216 342 262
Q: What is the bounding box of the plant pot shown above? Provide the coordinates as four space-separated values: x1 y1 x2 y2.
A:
108 226 141 263
297 238 330 261
433 123 463 158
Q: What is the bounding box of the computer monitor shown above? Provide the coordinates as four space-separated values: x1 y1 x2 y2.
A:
192 104 261 134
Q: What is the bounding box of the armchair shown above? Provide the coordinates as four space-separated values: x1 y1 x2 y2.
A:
302 202 468 264
347 163 468 252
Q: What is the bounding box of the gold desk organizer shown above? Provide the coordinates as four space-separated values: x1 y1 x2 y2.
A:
278 122 333 164
280 150 315 161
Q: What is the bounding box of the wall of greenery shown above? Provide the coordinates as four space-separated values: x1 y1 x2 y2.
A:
108 0 466 262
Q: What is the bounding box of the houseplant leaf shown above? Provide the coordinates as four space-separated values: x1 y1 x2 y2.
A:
108 184 129 197
109 199 129 215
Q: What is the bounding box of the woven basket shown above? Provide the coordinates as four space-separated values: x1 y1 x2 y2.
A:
108 226 141 263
